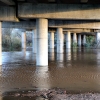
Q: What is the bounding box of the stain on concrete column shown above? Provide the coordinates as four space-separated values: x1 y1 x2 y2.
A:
32 29 37 53
0 22 2 65
57 28 64 53
36 18 48 66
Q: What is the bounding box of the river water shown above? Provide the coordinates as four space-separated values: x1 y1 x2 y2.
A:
1 48 100 99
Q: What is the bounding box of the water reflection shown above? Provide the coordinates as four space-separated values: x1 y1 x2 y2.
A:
22 49 26 59
33 66 50 90
66 49 71 61
0 65 2 76
96 49 100 67
56 53 64 67
0 96 2 100
48 49 55 61
1 48 100 95
33 53 36 62
57 53 63 62
72 48 77 60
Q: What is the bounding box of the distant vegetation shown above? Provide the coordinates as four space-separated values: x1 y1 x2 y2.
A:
2 28 32 51
86 36 95 48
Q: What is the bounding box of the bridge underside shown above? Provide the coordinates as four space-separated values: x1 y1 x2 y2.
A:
0 0 100 66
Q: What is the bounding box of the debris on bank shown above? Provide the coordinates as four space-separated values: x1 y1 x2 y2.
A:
3 88 100 100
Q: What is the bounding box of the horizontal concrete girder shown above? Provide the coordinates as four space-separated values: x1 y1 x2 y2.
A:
49 20 100 29
63 28 92 33
0 6 18 21
18 3 100 20
2 20 100 30
2 21 35 28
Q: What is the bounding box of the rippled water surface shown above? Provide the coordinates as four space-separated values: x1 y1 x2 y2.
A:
1 48 100 99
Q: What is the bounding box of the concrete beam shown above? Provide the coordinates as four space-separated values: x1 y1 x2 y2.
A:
49 20 100 29
63 29 91 33
18 3 100 20
2 21 35 28
0 0 15 5
0 6 18 21
2 20 100 29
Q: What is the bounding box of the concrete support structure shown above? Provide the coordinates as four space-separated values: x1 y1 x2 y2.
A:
66 31 71 49
78 34 81 47
21 31 26 49
32 29 37 53
83 35 86 46
96 32 100 42
73 33 77 47
49 32 54 49
0 22 2 65
96 32 100 48
57 28 64 53
19 4 100 20
36 19 48 66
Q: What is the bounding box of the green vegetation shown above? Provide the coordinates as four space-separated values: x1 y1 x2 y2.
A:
2 28 21 51
72 42 77 48
86 36 95 48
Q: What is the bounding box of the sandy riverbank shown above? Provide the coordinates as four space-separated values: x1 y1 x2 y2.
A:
3 88 100 100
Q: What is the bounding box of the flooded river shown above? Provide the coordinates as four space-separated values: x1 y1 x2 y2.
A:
1 48 100 99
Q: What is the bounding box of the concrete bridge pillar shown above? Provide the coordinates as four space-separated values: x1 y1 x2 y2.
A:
57 28 64 53
78 34 81 47
0 22 2 65
36 18 48 66
73 33 77 47
96 32 100 48
21 31 26 49
83 35 86 46
65 31 71 49
32 29 37 53
96 32 100 42
49 32 54 49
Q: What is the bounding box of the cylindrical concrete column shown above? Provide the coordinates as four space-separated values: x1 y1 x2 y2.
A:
73 33 77 48
50 32 54 49
36 19 48 66
57 28 64 53
96 32 100 42
96 32 100 48
21 31 26 49
78 34 81 47
0 22 2 65
95 33 97 43
32 29 37 53
66 31 71 49
83 35 86 46
73 33 77 43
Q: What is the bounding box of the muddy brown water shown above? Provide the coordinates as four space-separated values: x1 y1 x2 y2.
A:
1 48 100 99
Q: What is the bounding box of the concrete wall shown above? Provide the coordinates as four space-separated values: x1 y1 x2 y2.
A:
18 4 100 20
